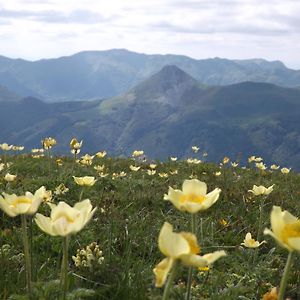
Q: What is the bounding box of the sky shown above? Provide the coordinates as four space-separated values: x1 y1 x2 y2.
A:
0 0 300 69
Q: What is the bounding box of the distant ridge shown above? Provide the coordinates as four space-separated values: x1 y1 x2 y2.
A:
0 49 300 102
1 65 300 169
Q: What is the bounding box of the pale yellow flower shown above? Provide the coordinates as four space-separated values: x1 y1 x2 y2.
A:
255 162 267 170
32 154 44 159
54 183 69 195
153 222 226 287
187 158 201 164
158 172 168 178
248 185 274 196
164 179 221 213
56 158 63 166
132 150 144 157
79 154 94 166
281 167 291 174
264 206 300 252
42 137 56 149
231 162 239 168
0 163 5 172
4 173 17 182
223 157 230 164
149 164 157 169
96 151 107 158
98 172 109 178
170 157 177 161
0 143 13 151
192 146 199 153
42 190 53 203
73 176 96 187
147 170 156 176
130 165 141 172
189 174 198 179
0 186 46 217
241 232 266 248
270 164 280 170
93 165 105 172
35 199 96 236
31 148 44 153
215 171 221 176
112 171 126 179
202 152 208 157
169 170 178 175
70 138 83 150
12 145 24 151
248 156 256 163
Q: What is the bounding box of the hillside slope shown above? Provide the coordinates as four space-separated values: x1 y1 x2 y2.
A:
0 66 300 168
0 50 300 102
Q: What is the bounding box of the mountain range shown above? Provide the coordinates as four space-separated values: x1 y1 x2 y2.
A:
1 64 300 169
1 49 300 102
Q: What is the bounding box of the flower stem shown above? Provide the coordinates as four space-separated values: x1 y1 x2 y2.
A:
162 260 178 300
21 214 32 299
61 236 69 300
79 188 84 201
185 214 196 300
253 197 265 264
278 251 294 300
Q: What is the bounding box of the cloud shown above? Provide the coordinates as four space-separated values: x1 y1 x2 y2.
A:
0 0 299 68
0 8 112 24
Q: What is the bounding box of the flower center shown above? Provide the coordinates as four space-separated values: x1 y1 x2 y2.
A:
180 193 206 204
54 212 79 224
281 222 300 244
11 197 32 208
248 238 256 245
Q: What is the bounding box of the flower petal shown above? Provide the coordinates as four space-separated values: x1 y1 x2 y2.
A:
158 222 190 258
0 196 17 217
153 257 174 287
35 213 55 236
201 250 227 265
182 179 207 195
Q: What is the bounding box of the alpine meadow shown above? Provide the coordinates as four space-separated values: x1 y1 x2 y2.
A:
1 0 300 299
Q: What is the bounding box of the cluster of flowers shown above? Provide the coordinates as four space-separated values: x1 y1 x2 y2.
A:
72 242 104 270
0 143 24 151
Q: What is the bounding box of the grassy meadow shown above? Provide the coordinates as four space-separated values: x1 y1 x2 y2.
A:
0 146 300 299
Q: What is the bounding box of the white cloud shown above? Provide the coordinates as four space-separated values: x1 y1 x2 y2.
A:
0 0 299 68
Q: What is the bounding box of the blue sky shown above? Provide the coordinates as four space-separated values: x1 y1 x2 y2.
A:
0 0 300 68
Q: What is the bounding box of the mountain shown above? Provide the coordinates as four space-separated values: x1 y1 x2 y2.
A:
0 84 21 102
0 49 300 102
1 65 300 169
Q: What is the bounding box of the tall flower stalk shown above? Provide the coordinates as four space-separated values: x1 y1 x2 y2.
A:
162 260 178 300
21 214 32 298
185 214 196 300
61 236 69 300
278 252 294 300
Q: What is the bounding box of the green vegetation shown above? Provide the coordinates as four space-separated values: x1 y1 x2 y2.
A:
0 152 299 299
1 66 300 169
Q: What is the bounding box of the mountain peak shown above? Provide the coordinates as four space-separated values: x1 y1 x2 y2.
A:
157 64 196 82
134 65 197 96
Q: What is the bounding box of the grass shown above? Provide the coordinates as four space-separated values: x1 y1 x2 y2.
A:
0 152 299 299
